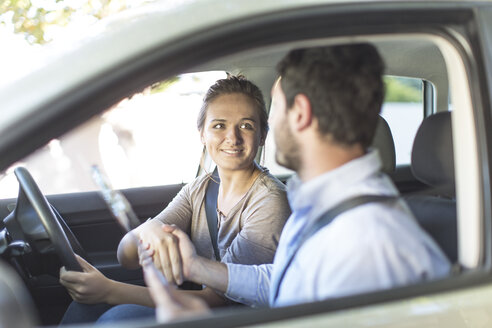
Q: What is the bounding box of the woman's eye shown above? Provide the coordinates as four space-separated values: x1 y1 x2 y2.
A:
240 123 253 129
213 123 224 129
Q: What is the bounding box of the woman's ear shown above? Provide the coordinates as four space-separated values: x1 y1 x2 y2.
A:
259 132 267 147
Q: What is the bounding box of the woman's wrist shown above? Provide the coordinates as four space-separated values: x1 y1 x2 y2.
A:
104 279 120 305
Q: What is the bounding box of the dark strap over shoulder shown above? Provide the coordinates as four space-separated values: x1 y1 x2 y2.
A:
272 194 398 302
205 168 221 261
304 195 397 243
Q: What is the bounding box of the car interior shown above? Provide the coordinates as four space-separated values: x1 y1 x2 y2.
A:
0 18 481 326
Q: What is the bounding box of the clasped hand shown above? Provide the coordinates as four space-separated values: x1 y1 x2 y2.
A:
138 223 197 286
140 224 211 321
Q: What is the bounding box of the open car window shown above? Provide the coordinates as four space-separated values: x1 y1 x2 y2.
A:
263 75 426 177
0 71 226 197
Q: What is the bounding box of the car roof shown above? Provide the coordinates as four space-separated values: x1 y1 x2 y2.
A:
0 0 475 129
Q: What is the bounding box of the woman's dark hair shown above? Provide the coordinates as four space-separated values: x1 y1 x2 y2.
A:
197 75 268 140
277 43 385 148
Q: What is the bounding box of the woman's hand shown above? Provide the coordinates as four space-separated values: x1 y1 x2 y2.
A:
59 255 114 304
137 222 185 285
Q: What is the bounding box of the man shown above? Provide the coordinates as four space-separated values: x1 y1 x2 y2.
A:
143 43 451 319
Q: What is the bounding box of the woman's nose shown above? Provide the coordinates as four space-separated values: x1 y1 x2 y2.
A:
225 126 242 144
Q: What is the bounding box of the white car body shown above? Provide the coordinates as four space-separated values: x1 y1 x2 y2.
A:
1 0 492 327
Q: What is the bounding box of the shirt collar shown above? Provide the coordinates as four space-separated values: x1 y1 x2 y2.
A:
286 150 383 214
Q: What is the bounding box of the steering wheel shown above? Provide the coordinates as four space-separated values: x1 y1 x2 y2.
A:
3 167 82 272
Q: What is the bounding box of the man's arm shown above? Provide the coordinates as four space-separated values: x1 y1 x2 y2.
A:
184 288 228 307
165 225 272 307
157 226 228 293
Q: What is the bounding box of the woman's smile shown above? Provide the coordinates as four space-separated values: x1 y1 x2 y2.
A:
201 93 262 171
221 148 244 155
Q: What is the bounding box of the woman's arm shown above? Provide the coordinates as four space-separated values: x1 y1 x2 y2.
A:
60 254 227 308
117 181 195 281
117 219 163 269
60 255 155 307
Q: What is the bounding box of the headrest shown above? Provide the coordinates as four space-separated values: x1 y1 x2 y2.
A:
411 111 455 196
371 115 396 174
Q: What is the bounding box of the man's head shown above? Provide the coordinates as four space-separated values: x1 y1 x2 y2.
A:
276 43 384 148
271 43 385 174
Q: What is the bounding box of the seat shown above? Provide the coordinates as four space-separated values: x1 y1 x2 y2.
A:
372 115 396 174
0 259 36 327
404 111 458 263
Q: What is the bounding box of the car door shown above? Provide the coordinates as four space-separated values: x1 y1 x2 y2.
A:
0 184 181 325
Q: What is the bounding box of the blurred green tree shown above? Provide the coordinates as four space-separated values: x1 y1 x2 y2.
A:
0 0 142 44
384 76 422 103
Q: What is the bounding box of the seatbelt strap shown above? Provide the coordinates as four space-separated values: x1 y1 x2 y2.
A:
205 167 221 261
272 194 398 303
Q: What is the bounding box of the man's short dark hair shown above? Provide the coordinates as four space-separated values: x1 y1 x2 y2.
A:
277 43 385 148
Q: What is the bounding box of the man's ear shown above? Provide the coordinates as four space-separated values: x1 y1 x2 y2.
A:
290 94 313 131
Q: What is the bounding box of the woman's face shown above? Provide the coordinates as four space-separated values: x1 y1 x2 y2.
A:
201 93 264 172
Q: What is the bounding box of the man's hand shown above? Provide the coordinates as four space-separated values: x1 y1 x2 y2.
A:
162 224 198 281
59 255 113 304
138 222 186 285
145 225 228 294
143 257 210 322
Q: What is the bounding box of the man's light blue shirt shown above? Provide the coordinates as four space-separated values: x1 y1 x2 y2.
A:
225 150 451 307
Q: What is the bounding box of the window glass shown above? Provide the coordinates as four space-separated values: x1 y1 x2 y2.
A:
380 76 424 166
0 71 226 198
263 76 425 177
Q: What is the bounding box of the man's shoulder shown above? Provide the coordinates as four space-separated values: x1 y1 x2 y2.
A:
305 200 414 248
332 200 415 234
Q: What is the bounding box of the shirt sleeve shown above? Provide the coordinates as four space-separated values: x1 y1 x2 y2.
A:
221 185 291 265
225 263 273 307
153 182 194 233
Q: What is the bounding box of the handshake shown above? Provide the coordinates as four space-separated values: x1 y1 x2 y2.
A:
136 223 225 322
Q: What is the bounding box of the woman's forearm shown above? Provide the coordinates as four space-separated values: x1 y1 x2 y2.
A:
117 219 165 269
106 281 155 307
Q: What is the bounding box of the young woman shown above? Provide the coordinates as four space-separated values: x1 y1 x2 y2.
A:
59 75 291 324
